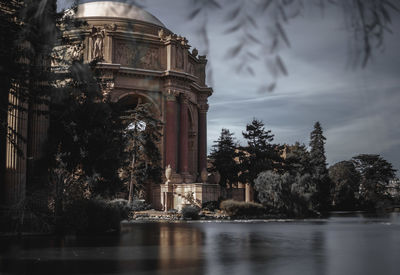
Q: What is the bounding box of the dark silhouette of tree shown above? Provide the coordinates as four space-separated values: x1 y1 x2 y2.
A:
119 102 162 202
209 128 239 188
255 170 316 217
329 160 361 210
283 142 312 176
239 118 282 187
352 154 396 209
309 121 331 210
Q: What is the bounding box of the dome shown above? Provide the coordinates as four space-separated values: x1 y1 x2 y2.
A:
76 0 165 27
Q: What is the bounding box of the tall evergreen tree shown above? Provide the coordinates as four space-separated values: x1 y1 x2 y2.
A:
352 154 396 209
209 128 239 188
240 118 282 187
120 102 162 202
309 121 330 210
283 142 312 176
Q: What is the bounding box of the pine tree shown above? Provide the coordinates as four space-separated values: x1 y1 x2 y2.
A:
120 102 162 202
240 118 282 187
209 128 239 188
309 121 330 210
352 154 396 209
283 142 312 176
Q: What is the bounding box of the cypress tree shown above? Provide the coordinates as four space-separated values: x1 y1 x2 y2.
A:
309 121 330 210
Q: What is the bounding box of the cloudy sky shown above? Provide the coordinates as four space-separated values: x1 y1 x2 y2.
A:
59 0 400 175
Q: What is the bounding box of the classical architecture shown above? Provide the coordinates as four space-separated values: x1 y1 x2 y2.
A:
1 0 219 212
75 1 218 210
74 0 219 210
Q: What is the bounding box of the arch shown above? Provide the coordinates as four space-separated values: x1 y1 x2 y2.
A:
114 91 161 118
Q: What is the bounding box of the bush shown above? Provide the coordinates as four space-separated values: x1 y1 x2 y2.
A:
220 200 265 217
181 205 200 220
202 201 220 212
254 171 316 217
60 198 122 234
108 199 150 219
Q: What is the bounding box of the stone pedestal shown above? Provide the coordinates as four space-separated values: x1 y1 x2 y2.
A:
160 182 220 211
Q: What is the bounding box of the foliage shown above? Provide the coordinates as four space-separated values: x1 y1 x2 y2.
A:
209 128 239 188
329 161 361 210
352 154 397 209
181 205 200 220
119 102 163 201
109 198 151 220
239 118 283 187
220 200 265 217
309 121 331 211
283 142 312 176
254 171 316 217
0 0 57 187
187 0 399 90
59 198 122 234
201 200 220 212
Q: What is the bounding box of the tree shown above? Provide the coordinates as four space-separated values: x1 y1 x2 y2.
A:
240 118 282 187
352 154 397 209
309 121 331 210
329 161 361 210
120 102 162 202
254 170 316 217
283 142 312 176
209 128 239 188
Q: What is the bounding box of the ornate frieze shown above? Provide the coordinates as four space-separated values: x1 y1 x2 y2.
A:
114 39 161 70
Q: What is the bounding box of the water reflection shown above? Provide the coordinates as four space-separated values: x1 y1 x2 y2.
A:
0 213 399 275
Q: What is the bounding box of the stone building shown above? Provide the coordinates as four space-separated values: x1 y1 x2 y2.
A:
74 0 219 210
1 0 220 212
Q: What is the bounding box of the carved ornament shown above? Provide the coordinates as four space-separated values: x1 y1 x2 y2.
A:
91 26 105 60
114 40 160 70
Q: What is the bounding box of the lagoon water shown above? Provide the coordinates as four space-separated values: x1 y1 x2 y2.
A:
1 212 399 275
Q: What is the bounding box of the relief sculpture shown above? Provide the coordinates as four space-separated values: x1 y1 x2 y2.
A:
114 40 160 70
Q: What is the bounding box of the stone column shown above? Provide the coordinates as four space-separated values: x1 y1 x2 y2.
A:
198 103 208 177
165 92 178 172
179 94 189 178
5 91 28 206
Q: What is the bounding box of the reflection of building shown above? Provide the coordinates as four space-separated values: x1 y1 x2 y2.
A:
75 1 218 210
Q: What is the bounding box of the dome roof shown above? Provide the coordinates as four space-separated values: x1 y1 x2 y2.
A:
76 0 165 27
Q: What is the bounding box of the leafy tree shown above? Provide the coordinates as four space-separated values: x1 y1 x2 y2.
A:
329 161 361 210
239 118 282 187
119 102 162 202
352 154 397 209
254 170 316 217
209 128 239 188
283 142 312 176
309 121 331 210
49 6 125 205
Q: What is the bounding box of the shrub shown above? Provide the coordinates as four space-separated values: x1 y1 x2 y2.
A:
220 200 265 217
108 198 150 219
181 205 200 220
254 171 316 217
202 201 220 212
60 198 122 234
